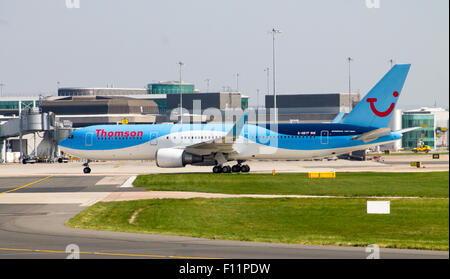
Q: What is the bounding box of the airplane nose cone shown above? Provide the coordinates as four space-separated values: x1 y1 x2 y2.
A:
59 138 68 148
59 133 75 150
58 139 71 154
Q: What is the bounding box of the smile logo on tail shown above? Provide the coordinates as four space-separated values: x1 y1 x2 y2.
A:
366 91 399 117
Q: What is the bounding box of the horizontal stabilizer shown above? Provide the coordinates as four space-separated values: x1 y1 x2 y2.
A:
394 127 421 134
351 128 391 143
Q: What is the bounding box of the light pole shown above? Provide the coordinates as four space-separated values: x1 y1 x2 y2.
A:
264 67 270 95
205 78 211 92
235 73 240 92
56 81 60 96
347 57 353 111
0 82 5 97
256 89 260 109
178 61 184 124
269 28 281 123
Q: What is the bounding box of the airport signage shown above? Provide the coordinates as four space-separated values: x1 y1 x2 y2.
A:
367 201 390 214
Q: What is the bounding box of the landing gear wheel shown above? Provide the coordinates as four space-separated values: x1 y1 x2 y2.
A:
83 167 91 174
241 164 250 173
231 165 241 173
212 165 222 173
222 165 232 173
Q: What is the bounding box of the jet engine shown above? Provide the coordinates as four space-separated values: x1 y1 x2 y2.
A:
155 148 203 168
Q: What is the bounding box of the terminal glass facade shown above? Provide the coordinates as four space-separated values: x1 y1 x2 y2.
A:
152 99 167 113
0 100 39 110
402 114 435 149
241 97 248 110
148 83 194 94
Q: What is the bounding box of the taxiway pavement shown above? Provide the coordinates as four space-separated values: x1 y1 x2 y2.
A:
0 172 447 259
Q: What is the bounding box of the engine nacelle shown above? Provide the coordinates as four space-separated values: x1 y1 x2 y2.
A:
155 148 204 168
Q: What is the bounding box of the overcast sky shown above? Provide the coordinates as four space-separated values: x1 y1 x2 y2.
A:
0 0 448 109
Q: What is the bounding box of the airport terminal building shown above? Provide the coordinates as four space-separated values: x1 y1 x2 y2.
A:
1 80 448 162
265 93 360 123
402 107 449 149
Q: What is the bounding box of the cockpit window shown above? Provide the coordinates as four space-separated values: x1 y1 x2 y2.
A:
68 135 74 139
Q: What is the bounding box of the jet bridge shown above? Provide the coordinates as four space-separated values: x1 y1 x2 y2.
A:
0 109 56 162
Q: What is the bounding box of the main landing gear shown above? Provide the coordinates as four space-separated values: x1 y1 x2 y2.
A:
212 163 250 174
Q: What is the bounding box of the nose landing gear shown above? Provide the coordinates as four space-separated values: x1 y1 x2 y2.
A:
82 161 91 174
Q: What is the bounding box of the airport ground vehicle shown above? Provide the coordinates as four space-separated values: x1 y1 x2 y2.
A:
413 144 431 153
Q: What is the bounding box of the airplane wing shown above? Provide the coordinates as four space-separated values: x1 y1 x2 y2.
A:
350 128 391 143
183 114 248 156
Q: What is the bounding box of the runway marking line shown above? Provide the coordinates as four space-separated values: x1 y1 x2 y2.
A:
0 176 52 195
0 247 223 259
0 247 34 252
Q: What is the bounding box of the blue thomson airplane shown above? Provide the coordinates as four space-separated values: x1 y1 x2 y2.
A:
59 64 419 174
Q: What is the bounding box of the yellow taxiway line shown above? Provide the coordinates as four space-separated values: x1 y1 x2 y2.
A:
0 176 53 195
0 247 223 259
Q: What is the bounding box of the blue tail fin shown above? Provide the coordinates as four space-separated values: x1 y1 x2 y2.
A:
341 64 411 128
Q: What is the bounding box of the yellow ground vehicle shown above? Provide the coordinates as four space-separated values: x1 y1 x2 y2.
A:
413 144 431 153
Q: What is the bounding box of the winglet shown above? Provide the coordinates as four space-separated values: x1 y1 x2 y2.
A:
226 113 248 140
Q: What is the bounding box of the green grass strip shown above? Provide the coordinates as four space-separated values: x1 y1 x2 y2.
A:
133 172 449 198
67 198 449 251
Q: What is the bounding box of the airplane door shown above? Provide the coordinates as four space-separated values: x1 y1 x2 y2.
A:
150 132 158 145
85 132 94 146
320 130 329 144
